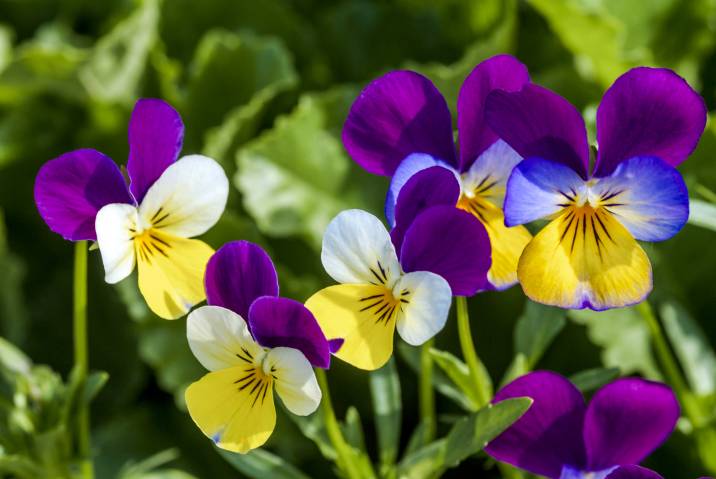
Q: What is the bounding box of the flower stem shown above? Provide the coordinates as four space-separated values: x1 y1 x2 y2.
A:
456 296 490 408
73 241 93 479
419 339 436 442
315 369 361 479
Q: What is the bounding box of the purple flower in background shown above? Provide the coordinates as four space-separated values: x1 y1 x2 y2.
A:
485 67 706 310
34 99 229 319
343 54 532 291
185 240 337 453
485 371 679 479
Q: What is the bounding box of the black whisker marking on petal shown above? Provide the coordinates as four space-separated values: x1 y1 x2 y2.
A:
260 381 269 404
475 179 498 195
241 347 254 360
150 207 164 222
360 300 383 312
150 234 171 248
590 215 603 261
560 214 576 243
153 212 171 226
401 289 410 296
373 301 389 316
239 378 256 391
234 372 254 384
251 382 265 408
236 352 252 363
248 379 262 396
570 215 581 254
400 299 409 304
594 210 614 243
600 190 623 202
474 175 489 190
369 268 385 285
150 242 169 258
377 261 388 282
360 294 384 302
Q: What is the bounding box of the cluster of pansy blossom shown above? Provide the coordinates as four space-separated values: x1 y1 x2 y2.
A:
31 52 708 473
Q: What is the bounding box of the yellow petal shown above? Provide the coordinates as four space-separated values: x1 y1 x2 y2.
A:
185 366 276 454
136 229 214 319
518 207 652 310
458 197 532 290
305 284 397 370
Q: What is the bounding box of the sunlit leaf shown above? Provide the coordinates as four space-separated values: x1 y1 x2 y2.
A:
219 448 311 479
688 198 716 232
369 357 401 472
429 348 481 411
515 300 565 369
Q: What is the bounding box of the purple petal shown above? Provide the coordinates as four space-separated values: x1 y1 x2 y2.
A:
127 98 184 203
605 466 664 479
342 70 457 176
584 378 679 470
34 149 133 241
249 296 331 369
485 371 587 478
485 84 590 179
204 241 279 320
385 153 454 226
592 156 689 242
390 166 461 253
399 205 491 296
594 67 706 177
457 54 530 172
328 338 344 353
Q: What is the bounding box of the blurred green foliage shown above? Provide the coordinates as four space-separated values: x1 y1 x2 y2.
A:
0 0 715 477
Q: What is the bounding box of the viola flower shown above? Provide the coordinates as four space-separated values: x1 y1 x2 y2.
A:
484 67 706 310
34 99 229 319
186 241 335 453
485 371 679 479
343 54 532 290
305 207 490 370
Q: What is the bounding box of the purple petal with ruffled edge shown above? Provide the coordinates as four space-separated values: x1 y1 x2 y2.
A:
399 205 490 296
342 70 457 176
605 466 664 479
485 84 590 179
594 67 706 177
592 156 689 242
204 241 279 320
390 166 461 253
457 54 530 172
485 371 587 479
249 296 331 369
34 149 133 241
127 98 184 203
584 378 679 470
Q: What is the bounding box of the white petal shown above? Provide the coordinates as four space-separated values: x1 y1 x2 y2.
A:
394 271 452 346
321 209 401 287
95 203 138 284
187 305 264 372
138 155 229 238
461 139 522 207
265 347 321 416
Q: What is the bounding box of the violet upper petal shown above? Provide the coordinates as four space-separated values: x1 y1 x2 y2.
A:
485 371 587 479
605 465 664 479
390 166 461 253
457 54 530 172
584 378 679 470
127 98 184 203
485 84 590 179
34 149 133 241
249 296 331 369
594 67 706 177
342 70 457 176
399 205 491 296
204 241 279 320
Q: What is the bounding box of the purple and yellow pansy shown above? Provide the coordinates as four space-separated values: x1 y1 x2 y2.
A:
485 67 706 310
342 54 532 290
485 371 679 479
34 99 229 319
185 241 337 453
305 203 491 371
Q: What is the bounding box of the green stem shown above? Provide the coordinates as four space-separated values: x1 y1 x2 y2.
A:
419 339 436 442
73 242 93 479
637 301 705 426
315 369 361 479
455 296 489 407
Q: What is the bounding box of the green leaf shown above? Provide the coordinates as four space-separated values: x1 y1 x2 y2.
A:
696 427 716 473
235 89 355 248
569 308 661 380
569 367 620 393
342 406 366 452
403 420 432 459
661 302 716 395
287 409 336 461
0 455 44 479
0 336 31 375
82 371 109 404
688 198 716 232
499 353 529 389
218 448 311 479
369 357 402 471
186 30 298 166
515 300 566 368
79 0 159 103
0 25 12 73
397 398 532 478
428 349 481 411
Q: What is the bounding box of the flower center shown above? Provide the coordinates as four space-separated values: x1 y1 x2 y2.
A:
132 229 171 263
456 173 501 223
358 286 410 326
234 347 273 409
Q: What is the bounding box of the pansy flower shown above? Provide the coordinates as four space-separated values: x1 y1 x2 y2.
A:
34 99 229 319
305 206 490 370
484 67 706 310
485 371 679 479
186 241 336 453
342 54 532 290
